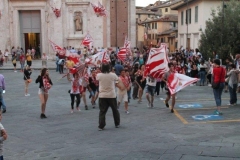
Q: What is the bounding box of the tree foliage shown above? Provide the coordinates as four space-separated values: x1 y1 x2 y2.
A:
199 0 240 61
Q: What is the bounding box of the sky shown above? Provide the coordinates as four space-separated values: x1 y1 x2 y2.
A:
136 0 158 7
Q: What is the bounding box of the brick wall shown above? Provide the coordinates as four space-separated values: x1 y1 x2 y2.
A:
110 0 129 48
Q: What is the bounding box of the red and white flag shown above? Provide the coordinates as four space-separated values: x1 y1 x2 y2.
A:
117 48 127 62
167 73 198 95
81 33 93 49
144 44 170 78
91 2 107 17
98 1 107 17
85 51 110 66
51 7 61 18
118 36 132 62
49 40 64 53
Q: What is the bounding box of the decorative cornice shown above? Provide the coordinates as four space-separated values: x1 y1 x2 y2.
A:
65 2 90 6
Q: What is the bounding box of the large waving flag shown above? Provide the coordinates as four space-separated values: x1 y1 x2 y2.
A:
117 48 127 62
144 44 170 78
66 50 82 64
81 33 93 48
167 73 198 95
49 40 64 54
118 36 132 62
85 51 110 66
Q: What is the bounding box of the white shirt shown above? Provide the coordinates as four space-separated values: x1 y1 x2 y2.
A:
146 77 157 86
96 73 119 98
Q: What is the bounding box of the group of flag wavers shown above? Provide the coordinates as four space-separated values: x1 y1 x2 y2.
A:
48 2 199 127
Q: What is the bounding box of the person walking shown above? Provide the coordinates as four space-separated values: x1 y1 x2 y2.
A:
212 59 226 115
23 65 32 96
117 69 131 114
146 75 157 108
26 52 32 68
96 63 123 131
114 61 124 76
42 53 47 67
163 63 177 113
12 53 17 72
88 69 99 108
226 64 239 106
0 110 8 160
0 51 3 67
0 74 6 113
35 68 53 119
69 72 81 113
19 53 25 72
4 49 9 64
135 65 146 103
199 60 207 86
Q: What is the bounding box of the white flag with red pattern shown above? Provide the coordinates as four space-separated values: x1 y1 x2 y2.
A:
81 33 93 49
91 2 107 17
51 7 61 18
144 44 170 78
49 40 64 54
167 73 198 95
85 51 110 66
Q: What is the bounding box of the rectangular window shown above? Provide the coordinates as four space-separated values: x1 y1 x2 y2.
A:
181 11 184 25
155 23 157 29
152 23 154 29
152 34 154 40
165 8 168 12
195 6 198 23
161 38 164 43
148 34 151 39
186 9 191 24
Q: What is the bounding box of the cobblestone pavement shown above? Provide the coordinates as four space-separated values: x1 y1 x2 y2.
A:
1 70 240 160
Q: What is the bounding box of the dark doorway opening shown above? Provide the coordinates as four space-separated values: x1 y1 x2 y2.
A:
24 33 41 58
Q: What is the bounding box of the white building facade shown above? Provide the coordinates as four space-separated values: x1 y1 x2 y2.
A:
0 0 136 58
171 0 222 50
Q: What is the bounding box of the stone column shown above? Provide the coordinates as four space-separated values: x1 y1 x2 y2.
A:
128 0 136 48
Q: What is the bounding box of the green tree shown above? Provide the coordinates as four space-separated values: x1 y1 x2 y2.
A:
199 0 240 62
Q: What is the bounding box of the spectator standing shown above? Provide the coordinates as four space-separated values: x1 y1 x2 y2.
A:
0 111 8 160
4 49 9 63
212 59 226 115
96 63 123 131
23 65 32 96
19 53 25 72
0 74 6 113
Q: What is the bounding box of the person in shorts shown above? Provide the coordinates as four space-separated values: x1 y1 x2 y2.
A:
117 69 131 114
163 62 177 113
145 75 157 108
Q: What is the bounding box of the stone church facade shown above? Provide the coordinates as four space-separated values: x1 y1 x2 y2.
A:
0 0 136 57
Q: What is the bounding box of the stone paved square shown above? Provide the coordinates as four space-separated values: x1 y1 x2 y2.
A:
0 69 240 160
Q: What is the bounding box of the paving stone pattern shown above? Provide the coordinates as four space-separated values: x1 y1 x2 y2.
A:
0 63 239 160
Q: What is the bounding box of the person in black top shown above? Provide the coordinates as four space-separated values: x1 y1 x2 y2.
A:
35 68 53 119
88 69 98 108
23 65 32 96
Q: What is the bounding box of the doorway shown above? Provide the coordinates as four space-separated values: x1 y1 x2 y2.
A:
19 10 41 57
187 38 190 49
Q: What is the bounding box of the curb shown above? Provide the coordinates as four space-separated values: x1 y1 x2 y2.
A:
0 68 56 70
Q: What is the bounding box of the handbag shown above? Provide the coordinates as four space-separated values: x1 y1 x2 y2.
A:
212 67 223 89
